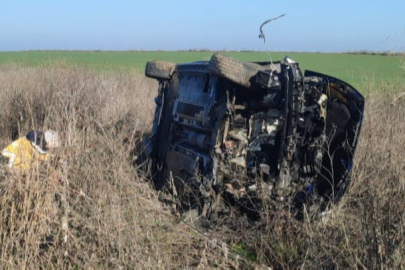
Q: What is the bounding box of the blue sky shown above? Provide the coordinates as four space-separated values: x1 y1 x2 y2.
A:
0 0 404 52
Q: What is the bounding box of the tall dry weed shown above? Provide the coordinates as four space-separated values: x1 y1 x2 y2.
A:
0 63 404 268
222 93 405 269
0 64 232 269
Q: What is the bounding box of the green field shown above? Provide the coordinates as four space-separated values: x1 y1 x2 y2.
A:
0 51 404 93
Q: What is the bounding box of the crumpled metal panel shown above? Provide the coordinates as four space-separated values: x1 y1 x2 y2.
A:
166 144 211 176
172 73 217 129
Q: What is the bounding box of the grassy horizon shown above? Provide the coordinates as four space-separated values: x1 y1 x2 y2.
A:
1 50 404 93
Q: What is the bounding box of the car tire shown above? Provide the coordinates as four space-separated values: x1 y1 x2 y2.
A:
209 53 264 88
145 61 176 80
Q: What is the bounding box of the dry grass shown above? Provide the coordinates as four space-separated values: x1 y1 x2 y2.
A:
225 95 405 269
0 63 404 269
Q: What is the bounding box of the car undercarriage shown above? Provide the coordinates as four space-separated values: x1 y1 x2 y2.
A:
141 53 364 221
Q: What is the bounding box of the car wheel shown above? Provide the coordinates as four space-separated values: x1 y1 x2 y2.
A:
208 53 264 88
145 61 176 80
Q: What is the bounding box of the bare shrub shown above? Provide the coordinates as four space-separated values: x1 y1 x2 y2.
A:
221 93 405 269
0 63 404 268
0 64 238 269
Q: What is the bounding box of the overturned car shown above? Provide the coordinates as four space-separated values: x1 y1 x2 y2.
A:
142 53 364 220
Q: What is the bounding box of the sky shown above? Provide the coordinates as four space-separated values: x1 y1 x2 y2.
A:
0 0 404 52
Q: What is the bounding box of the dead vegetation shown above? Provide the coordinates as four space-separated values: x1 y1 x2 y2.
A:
0 63 404 268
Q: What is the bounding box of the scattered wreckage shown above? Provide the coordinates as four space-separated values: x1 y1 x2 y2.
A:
141 53 364 220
